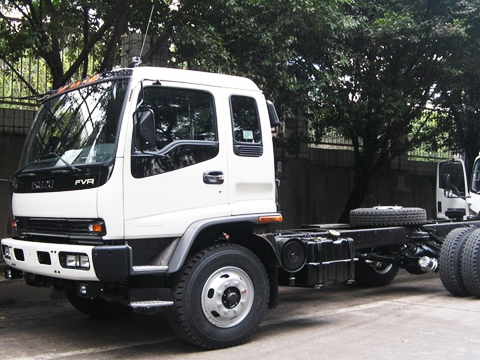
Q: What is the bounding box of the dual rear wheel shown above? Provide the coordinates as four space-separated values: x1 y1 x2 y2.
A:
440 227 480 297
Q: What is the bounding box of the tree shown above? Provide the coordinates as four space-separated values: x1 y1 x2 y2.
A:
164 0 348 153
434 0 480 182
310 0 471 222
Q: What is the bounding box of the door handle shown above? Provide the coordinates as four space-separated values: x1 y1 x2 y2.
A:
203 171 224 184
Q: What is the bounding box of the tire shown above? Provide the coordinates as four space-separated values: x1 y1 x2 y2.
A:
460 229 480 297
439 227 474 297
355 258 400 287
65 289 132 318
166 243 269 349
350 206 427 227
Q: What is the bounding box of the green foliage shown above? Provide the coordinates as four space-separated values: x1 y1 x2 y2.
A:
433 0 480 179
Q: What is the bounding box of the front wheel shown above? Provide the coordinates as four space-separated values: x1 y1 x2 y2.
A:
167 243 269 349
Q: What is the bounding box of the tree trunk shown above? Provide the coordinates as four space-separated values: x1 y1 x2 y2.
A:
338 156 374 223
338 150 392 223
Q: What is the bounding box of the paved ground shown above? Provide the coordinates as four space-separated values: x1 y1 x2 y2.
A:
1 267 479 360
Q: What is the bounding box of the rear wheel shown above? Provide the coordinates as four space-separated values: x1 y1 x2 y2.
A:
167 243 269 349
460 229 480 297
439 227 474 296
65 289 131 318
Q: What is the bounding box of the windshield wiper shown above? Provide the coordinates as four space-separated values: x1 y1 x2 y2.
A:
39 153 82 173
15 152 81 176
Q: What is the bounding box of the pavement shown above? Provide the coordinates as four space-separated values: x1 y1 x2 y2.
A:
1 270 478 359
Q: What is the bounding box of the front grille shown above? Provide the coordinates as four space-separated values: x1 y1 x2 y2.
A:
15 217 106 240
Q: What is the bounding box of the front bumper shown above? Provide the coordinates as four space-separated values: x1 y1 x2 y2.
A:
1 238 98 281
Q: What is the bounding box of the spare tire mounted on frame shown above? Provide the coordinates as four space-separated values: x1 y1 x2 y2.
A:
350 206 427 227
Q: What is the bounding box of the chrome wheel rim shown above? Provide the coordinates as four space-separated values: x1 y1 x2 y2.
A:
201 266 254 328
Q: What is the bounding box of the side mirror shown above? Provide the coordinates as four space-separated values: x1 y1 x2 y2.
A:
135 108 156 151
441 173 451 190
266 100 281 128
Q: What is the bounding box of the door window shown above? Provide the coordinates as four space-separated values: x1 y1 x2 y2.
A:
439 161 466 195
132 87 218 178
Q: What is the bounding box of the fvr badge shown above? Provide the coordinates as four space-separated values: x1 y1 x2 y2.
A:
75 178 95 186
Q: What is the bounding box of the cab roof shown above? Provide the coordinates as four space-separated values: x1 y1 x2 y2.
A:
50 66 262 99
130 66 261 92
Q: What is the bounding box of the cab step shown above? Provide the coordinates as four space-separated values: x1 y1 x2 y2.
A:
130 300 174 309
131 265 168 273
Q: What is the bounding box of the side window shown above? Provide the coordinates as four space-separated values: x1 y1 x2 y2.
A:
132 87 219 178
230 95 263 157
439 161 466 194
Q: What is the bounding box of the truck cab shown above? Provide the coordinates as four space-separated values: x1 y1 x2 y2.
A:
2 66 282 286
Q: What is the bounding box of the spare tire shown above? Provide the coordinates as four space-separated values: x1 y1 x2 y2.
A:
350 206 427 227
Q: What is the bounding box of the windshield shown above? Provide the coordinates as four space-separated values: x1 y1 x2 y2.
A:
20 78 129 171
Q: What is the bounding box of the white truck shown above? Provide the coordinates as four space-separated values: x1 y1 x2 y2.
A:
2 66 480 349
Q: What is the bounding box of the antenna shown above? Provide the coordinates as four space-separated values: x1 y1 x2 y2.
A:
141 4 155 58
131 3 155 67
129 3 155 67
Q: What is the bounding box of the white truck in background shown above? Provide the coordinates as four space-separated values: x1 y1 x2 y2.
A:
436 158 480 220
2 66 480 349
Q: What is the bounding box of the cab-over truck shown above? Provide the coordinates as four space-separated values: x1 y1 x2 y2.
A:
2 66 480 349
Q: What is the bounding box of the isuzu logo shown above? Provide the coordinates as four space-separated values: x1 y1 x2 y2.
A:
75 178 95 186
32 180 54 190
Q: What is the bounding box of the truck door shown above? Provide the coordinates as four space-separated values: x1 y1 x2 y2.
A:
223 91 277 215
436 159 470 219
123 83 229 238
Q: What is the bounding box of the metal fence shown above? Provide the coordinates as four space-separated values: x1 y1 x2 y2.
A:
0 56 51 109
310 135 454 163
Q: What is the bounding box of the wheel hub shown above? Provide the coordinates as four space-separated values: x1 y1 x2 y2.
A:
201 266 254 328
223 287 240 308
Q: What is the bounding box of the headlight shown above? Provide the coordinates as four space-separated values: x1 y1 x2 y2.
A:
60 252 90 270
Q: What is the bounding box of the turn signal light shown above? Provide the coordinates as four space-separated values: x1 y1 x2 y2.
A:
89 224 104 233
258 215 283 223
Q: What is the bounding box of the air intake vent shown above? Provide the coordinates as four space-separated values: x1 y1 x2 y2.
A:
233 145 263 157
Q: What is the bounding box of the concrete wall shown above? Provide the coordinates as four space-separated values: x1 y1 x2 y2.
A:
0 135 27 238
0 108 35 239
0 108 439 238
